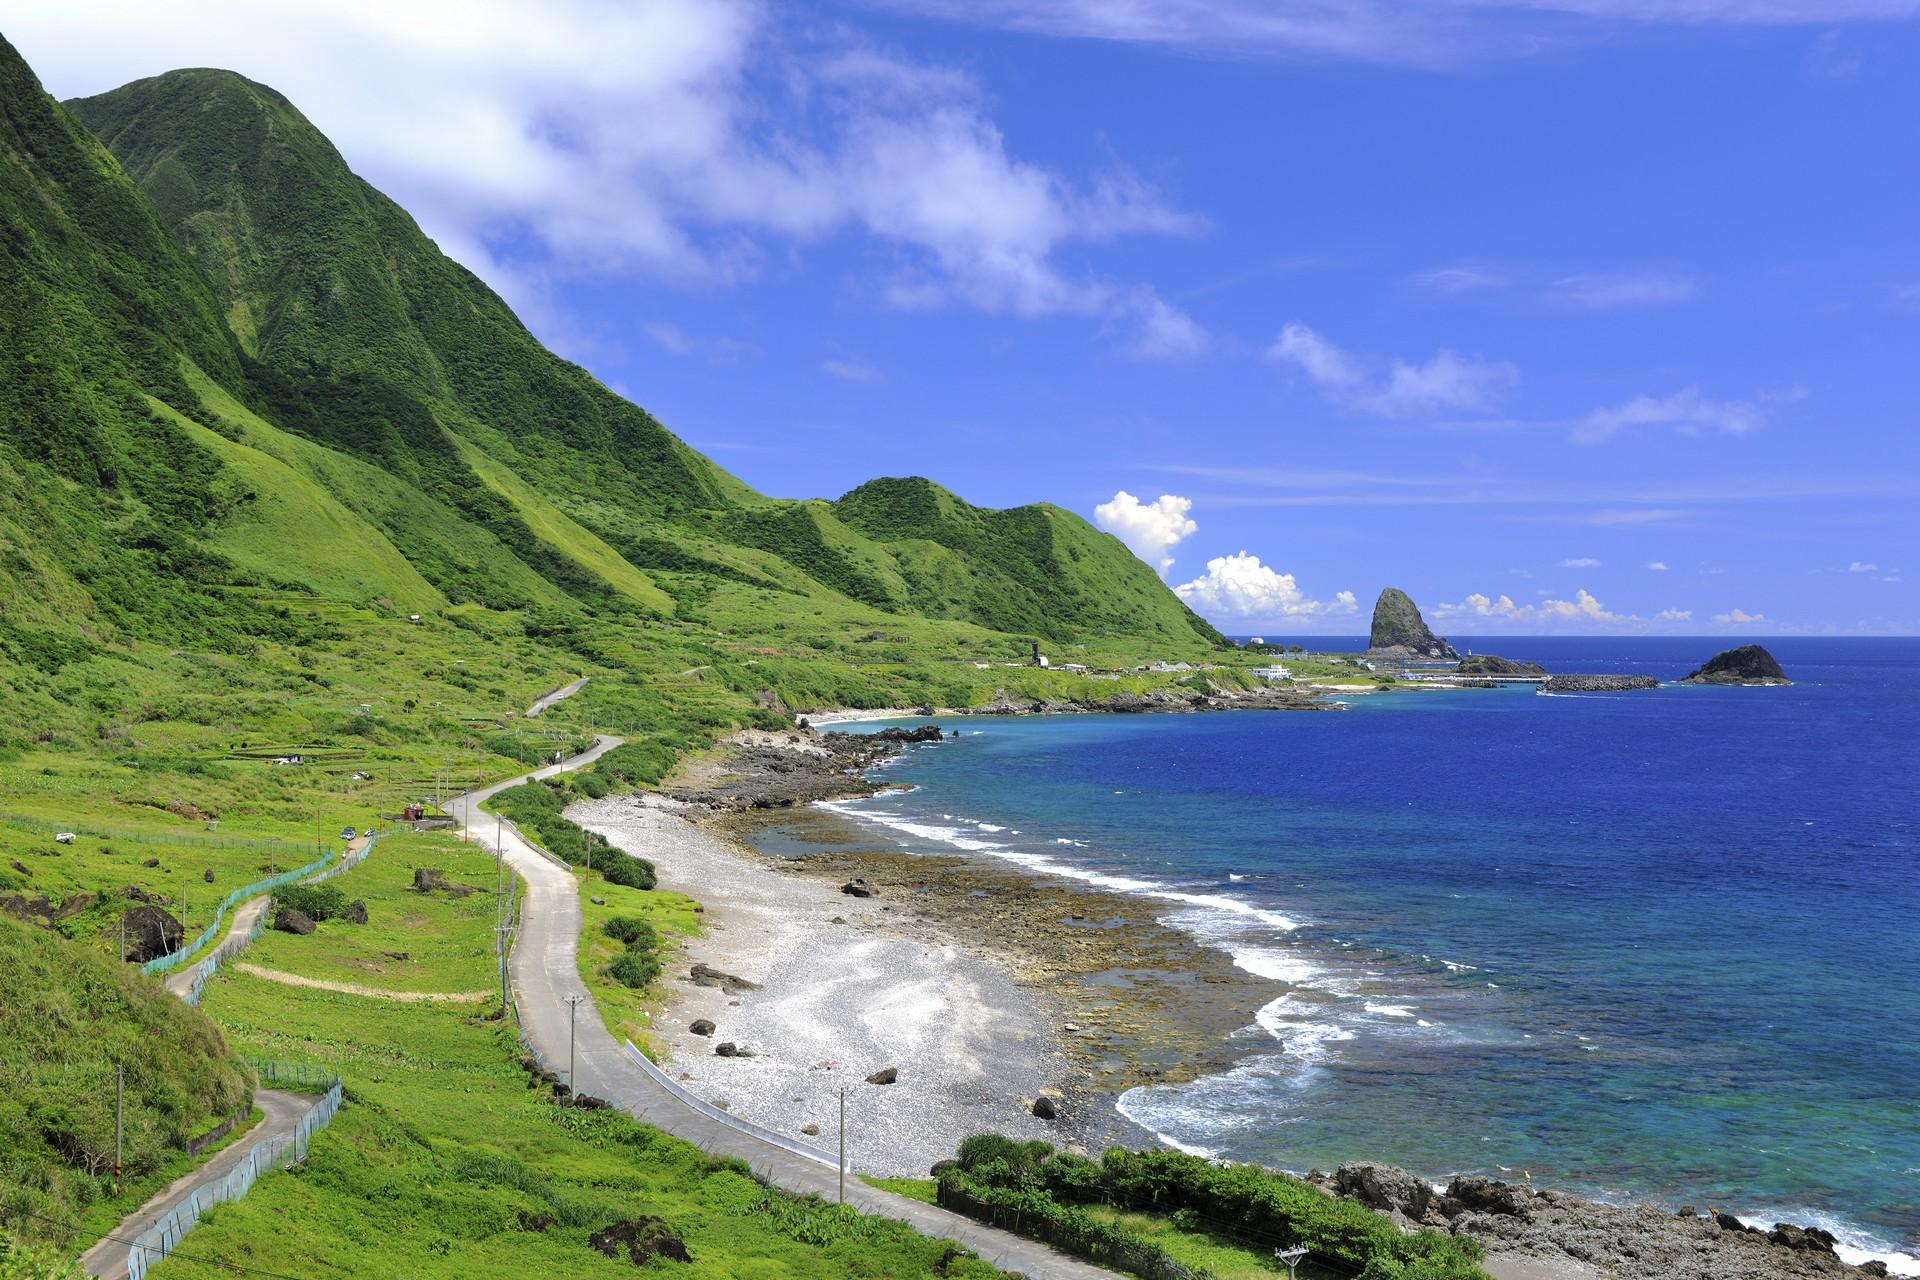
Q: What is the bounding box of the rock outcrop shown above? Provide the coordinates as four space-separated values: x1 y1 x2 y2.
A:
1541 674 1660 692
1456 654 1548 676
1368 588 1459 661
121 905 185 961
1683 644 1790 685
273 906 316 935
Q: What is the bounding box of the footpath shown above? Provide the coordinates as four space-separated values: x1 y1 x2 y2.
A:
446 739 1125 1280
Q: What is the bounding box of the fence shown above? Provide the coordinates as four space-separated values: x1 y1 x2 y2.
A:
620 1040 839 1170
303 831 379 885
0 810 316 856
125 1071 344 1280
141 849 338 977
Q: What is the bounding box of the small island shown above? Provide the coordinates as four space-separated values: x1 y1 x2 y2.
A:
1366 587 1460 661
1682 644 1791 685
1456 654 1548 676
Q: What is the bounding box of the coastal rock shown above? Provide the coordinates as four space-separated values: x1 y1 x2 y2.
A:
1683 644 1791 685
688 963 761 994
1541 674 1660 692
1337 1161 1435 1220
715 1041 753 1058
801 1124 820 1136
1031 1095 1058 1120
840 878 877 898
873 725 944 744
689 1019 715 1036
344 899 368 924
273 906 316 935
865 1066 899 1085
1445 1176 1534 1219
1456 653 1548 676
1367 588 1460 661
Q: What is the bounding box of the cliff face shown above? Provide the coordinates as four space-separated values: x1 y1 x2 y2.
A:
1367 588 1459 661
1683 645 1790 685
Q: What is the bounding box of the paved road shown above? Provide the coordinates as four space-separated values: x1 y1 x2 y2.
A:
79 1089 310 1280
525 675 588 717
448 741 1123 1280
160 891 274 999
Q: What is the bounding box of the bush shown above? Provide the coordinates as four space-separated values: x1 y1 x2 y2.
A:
274 882 348 922
599 852 656 890
607 949 660 989
603 917 657 947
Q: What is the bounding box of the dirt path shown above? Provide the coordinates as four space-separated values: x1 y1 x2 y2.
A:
449 739 1126 1280
525 675 587 717
78 1089 311 1280
232 962 489 1002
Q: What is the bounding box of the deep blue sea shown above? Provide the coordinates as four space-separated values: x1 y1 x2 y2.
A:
819 637 1920 1271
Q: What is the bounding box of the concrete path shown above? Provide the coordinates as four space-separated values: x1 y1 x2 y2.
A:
525 675 588 717
79 1089 310 1280
447 741 1123 1279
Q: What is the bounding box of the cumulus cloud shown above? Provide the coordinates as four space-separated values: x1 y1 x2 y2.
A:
1552 271 1699 309
822 358 884 383
1266 323 1516 418
1093 491 1198 574
1654 607 1692 621
9 1 1201 352
1173 552 1358 622
1434 588 1639 626
1848 561 1881 573
1714 608 1767 624
1648 560 1669 570
1570 386 1789 444
1559 557 1602 568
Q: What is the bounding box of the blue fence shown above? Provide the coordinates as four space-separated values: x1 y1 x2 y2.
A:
140 849 337 977
125 1071 344 1280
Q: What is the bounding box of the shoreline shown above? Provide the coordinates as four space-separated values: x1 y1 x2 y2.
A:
584 725 1911 1280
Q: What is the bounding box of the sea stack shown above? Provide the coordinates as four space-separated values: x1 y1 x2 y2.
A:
1682 644 1791 685
1367 588 1459 661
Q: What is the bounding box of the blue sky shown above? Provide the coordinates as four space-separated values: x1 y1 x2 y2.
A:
14 1 1919 634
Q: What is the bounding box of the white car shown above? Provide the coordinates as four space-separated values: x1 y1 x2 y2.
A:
54 832 76 844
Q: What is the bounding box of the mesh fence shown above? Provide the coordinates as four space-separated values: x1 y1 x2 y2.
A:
140 849 338 977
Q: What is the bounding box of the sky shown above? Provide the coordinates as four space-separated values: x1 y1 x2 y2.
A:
11 0 1920 635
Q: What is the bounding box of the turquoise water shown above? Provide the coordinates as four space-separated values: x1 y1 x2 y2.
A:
813 638 1920 1270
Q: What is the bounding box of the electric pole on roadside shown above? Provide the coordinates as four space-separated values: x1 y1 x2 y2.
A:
114 1064 123 1194
565 994 586 1096
838 1086 847 1204
1275 1246 1308 1279
493 923 512 1014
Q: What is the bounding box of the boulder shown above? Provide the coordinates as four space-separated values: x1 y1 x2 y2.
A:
413 867 451 892
801 1124 821 1136
715 1041 754 1058
274 906 316 935
122 905 185 961
9 859 30 877
344 899 369 925
1335 1162 1433 1220
383 950 411 961
1031 1095 1058 1120
1768 1223 1838 1253
865 1066 899 1085
1444 1176 1533 1219
1367 588 1459 661
1682 644 1790 685
840 879 877 898
873 726 943 744
203 868 215 883
589 1217 691 1265
141 857 160 868
1455 654 1548 676
687 963 760 994
689 1019 716 1036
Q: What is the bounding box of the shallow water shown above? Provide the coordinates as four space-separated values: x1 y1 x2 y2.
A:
824 637 1920 1270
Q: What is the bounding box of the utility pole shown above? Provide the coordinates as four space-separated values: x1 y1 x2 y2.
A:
114 1065 123 1194
838 1086 847 1204
1275 1246 1308 1280
565 994 586 1096
118 914 126 964
493 924 512 1015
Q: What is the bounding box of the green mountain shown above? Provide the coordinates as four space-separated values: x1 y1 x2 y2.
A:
52 60 1223 650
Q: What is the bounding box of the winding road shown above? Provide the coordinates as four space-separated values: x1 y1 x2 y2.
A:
525 675 588 717
447 739 1124 1279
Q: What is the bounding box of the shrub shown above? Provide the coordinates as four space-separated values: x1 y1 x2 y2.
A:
599 852 656 890
274 882 348 922
603 917 656 947
607 949 660 989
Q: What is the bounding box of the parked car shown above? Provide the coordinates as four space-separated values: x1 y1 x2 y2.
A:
339 826 357 841
362 827 376 838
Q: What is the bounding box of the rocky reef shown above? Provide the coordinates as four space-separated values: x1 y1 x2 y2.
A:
1456 654 1548 676
1541 674 1660 692
1368 588 1460 661
1314 1161 1893 1279
1684 644 1791 685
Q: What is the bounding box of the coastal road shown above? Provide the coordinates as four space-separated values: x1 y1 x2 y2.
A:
525 675 588 717
79 1089 314 1280
450 741 1126 1280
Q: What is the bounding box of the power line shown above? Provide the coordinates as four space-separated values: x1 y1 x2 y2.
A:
9 1209 314 1280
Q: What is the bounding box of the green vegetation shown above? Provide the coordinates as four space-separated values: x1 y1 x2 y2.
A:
271 881 348 922
603 916 662 989
576 874 703 1048
935 1136 1489 1280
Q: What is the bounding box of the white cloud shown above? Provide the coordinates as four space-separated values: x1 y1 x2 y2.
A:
1713 608 1767 624
1266 323 1515 418
1552 271 1699 309
865 1 1920 67
1093 491 1198 574
1119 289 1211 361
1435 587 1639 627
1570 386 1789 444
1559 557 1602 568
1848 561 1880 574
822 358 884 383
9 1 1201 350
644 322 758 366
1647 560 1669 571
1173 552 1358 622
1654 607 1692 621
1412 266 1508 293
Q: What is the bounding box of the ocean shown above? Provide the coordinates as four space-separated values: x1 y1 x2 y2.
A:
814 637 1920 1273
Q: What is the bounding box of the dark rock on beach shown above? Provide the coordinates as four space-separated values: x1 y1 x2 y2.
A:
688 1018 715 1036
840 878 877 898
1684 644 1791 685
865 1066 899 1085
873 725 944 744
687 962 761 994
1031 1095 1058 1120
1541 674 1660 692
